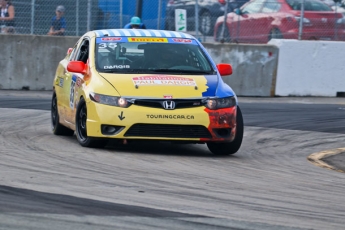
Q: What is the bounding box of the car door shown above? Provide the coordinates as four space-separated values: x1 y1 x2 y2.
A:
64 38 90 124
258 0 282 42
54 41 80 126
230 0 265 42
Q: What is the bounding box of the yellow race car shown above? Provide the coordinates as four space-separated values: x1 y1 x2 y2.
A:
51 29 243 155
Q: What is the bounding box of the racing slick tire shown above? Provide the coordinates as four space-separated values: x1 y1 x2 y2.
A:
199 11 213 36
207 106 244 156
51 93 74 136
75 97 108 148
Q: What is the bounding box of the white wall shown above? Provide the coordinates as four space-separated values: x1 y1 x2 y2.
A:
269 39 345 97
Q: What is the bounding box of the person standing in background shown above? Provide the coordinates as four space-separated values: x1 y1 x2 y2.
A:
124 16 146 29
0 0 15 34
47 5 66 36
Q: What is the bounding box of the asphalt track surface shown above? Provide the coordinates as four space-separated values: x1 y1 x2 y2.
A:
0 90 345 230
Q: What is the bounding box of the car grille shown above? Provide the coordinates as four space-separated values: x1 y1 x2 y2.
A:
124 124 212 138
134 99 203 109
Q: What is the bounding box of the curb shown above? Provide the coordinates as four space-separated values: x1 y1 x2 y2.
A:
307 148 345 173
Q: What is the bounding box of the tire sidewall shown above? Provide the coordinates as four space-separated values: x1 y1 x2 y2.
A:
75 98 90 146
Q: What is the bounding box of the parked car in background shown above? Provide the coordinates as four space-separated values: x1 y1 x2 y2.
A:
165 0 249 35
214 0 345 43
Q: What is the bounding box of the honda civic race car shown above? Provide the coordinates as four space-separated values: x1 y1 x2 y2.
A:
51 29 243 155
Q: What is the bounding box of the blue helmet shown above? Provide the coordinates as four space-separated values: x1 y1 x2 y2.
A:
130 16 141 25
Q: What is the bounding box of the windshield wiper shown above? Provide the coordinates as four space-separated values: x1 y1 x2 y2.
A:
148 68 215 74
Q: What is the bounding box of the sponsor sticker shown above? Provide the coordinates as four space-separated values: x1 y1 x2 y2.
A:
76 77 83 87
146 114 195 119
164 95 173 99
172 38 192 43
101 37 122 41
128 37 168 43
104 65 130 69
55 77 64 87
132 76 196 86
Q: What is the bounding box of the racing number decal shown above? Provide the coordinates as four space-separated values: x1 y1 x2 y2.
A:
69 75 77 109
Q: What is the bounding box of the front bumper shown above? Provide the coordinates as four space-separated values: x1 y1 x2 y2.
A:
86 100 237 143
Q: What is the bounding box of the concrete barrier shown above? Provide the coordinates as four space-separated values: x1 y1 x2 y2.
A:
269 39 345 97
0 34 78 90
0 34 279 96
204 43 279 96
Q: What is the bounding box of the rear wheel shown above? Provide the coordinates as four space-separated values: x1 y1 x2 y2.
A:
199 11 213 35
207 106 244 156
51 93 74 136
75 98 108 148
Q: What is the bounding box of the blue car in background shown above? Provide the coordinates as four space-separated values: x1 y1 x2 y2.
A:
165 0 249 35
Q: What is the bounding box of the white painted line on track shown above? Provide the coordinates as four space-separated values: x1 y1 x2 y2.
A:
307 148 345 173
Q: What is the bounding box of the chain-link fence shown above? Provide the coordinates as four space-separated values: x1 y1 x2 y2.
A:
214 0 345 43
165 0 345 43
9 0 99 36
2 0 345 43
4 0 169 36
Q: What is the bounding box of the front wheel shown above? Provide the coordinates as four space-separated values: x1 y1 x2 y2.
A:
207 106 244 155
268 28 283 41
75 98 108 148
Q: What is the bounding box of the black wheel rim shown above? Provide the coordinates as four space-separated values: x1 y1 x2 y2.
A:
77 104 87 141
51 96 58 128
200 13 211 34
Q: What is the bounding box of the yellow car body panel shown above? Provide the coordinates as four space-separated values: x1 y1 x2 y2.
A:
98 73 208 98
52 29 241 151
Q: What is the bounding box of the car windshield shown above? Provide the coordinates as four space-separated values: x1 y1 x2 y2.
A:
286 0 332 11
95 37 215 74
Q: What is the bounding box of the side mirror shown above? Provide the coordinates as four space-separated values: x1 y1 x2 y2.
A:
67 61 87 74
217 63 232 76
234 8 241 15
67 48 73 55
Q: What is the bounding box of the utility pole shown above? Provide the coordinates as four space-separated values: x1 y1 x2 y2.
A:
136 0 143 18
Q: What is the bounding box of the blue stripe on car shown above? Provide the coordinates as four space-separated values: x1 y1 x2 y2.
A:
202 75 218 97
94 29 193 39
202 75 236 98
107 30 115 36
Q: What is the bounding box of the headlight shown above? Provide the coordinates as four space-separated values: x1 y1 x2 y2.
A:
204 97 236 110
337 18 344 24
90 92 131 108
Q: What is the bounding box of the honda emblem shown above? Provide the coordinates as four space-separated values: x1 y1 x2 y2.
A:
162 101 176 110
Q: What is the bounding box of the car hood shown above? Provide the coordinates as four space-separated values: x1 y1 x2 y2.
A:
99 73 219 98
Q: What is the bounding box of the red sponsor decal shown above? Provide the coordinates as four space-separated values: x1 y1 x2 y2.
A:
173 38 192 43
200 107 237 142
133 76 194 81
132 75 197 86
76 78 83 87
101 37 122 41
164 95 173 99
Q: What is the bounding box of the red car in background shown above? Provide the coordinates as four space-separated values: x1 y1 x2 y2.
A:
214 0 345 43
